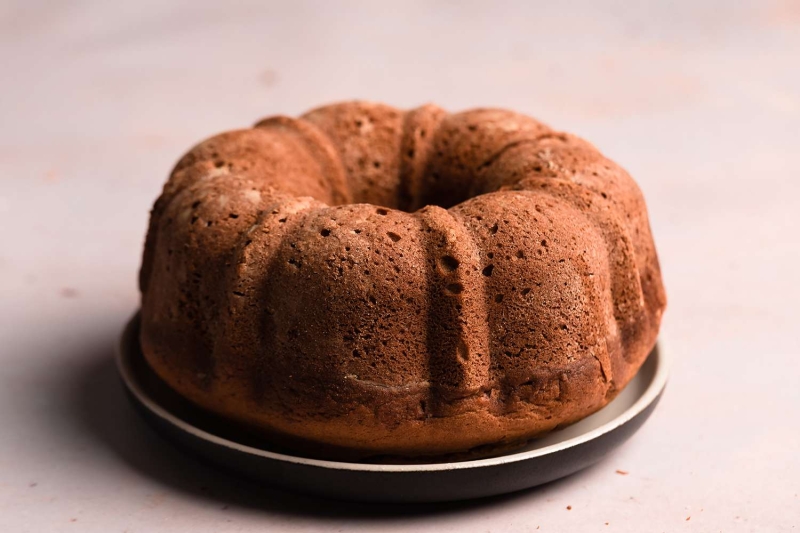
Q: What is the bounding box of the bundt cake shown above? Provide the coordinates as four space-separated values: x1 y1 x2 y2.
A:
139 101 666 461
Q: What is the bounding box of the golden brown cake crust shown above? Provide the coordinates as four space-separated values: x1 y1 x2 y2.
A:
139 101 666 461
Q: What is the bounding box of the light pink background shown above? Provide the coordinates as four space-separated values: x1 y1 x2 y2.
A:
1 1 798 531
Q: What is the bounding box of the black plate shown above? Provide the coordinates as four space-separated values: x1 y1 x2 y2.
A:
117 313 668 503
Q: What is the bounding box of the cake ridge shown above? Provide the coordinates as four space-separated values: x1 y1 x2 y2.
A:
398 104 448 212
254 116 351 205
416 205 491 416
222 193 327 410
508 177 646 383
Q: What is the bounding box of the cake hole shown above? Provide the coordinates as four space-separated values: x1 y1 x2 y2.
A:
190 216 198 224
387 231 401 242
320 229 331 237
522 288 531 295
516 250 524 259
482 264 494 277
214 160 225 168
376 208 389 216
373 161 381 168
206 220 213 227
278 218 287 223
229 213 239 219
495 294 504 303
457 339 469 361
191 201 201 209
601 192 608 199
446 282 464 295
541 239 547 247
354 229 362 234
487 252 494 259
439 255 459 272
407 149 415 158
490 223 499 234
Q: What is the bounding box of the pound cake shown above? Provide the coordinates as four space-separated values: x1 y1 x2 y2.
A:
139 101 666 461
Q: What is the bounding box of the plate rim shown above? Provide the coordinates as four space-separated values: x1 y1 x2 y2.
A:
117 311 669 474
